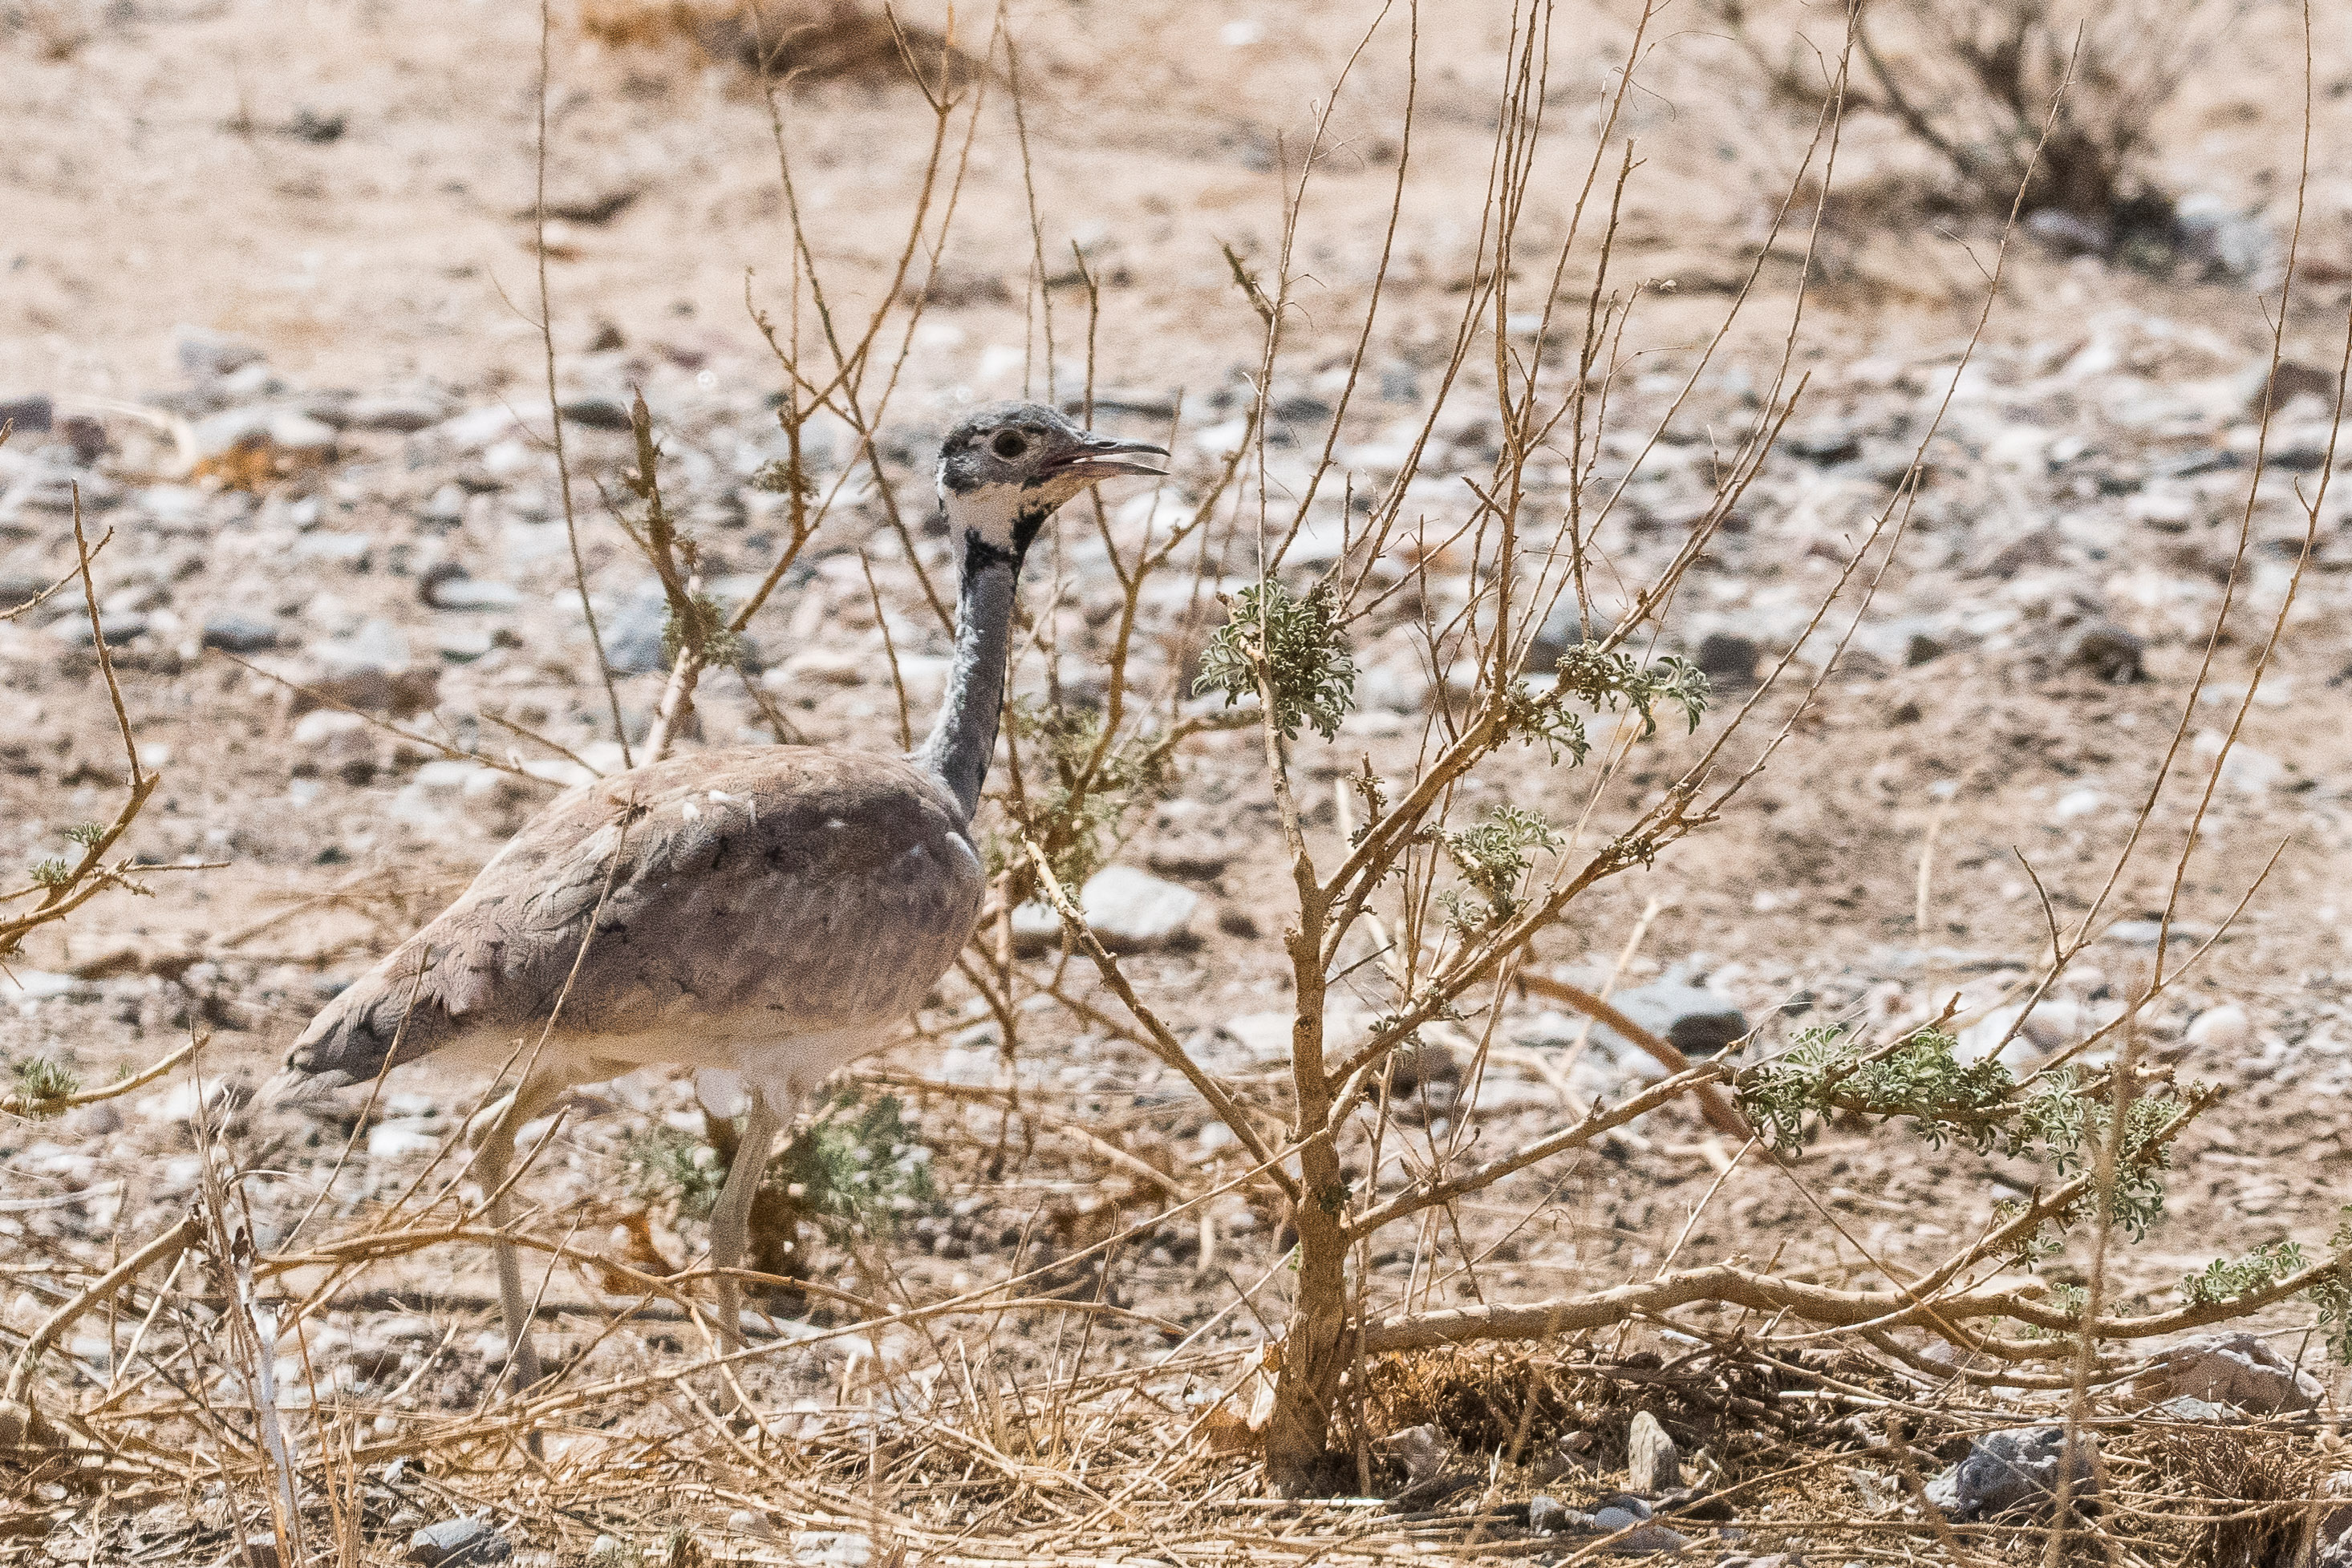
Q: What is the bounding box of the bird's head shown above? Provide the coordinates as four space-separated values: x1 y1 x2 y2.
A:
935 402 1166 566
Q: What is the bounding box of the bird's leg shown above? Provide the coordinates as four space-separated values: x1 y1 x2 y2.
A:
464 1065 573 1394
705 1085 782 1354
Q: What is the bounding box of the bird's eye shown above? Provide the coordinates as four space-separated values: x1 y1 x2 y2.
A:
991 432 1027 460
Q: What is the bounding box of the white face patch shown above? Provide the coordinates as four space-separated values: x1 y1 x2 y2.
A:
946 478 1032 554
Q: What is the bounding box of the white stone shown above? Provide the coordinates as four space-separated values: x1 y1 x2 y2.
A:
292 709 367 746
1077 865 1199 950
367 1119 444 1158
2050 787 2105 823
2186 1003 2252 1055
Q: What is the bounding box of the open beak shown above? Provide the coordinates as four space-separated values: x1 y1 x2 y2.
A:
1052 433 1170 481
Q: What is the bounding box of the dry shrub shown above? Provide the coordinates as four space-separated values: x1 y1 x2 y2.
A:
578 0 977 94
1719 0 2249 229
2131 1424 2331 1568
1361 1347 1795 1467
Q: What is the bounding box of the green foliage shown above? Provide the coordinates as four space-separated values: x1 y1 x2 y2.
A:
1494 642 1708 763
29 857 72 889
662 592 743 669
1740 1026 2013 1153
2309 1208 2352 1366
1738 1024 2187 1250
1195 579 1355 742
772 1092 935 1242
999 698 1174 889
1434 804 1562 930
63 823 106 848
10 1056 81 1116
625 1092 935 1246
1500 680 1588 764
1551 643 1709 738
2183 1240 2306 1306
2022 1282 2089 1339
750 456 816 502
623 1124 728 1218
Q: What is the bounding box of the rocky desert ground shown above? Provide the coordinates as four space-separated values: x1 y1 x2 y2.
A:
5 0 2352 1562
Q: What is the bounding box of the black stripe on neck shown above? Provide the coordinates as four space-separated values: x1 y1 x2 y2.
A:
962 507 1052 573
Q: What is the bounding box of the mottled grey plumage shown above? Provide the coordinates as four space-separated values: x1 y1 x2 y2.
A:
286 749 983 1097
277 402 1163 1387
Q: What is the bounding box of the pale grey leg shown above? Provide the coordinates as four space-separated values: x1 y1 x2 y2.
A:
464 1066 572 1392
706 1086 781 1352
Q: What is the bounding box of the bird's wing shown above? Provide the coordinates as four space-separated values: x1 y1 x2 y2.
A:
282 748 985 1087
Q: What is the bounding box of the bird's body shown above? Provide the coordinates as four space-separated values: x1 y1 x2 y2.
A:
287 747 984 1104
274 402 1165 1388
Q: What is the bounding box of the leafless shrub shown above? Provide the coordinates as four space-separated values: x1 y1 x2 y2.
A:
578 0 979 95
2133 1423 2329 1566
1717 0 2250 231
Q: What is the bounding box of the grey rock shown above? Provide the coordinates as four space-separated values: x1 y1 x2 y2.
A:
176 326 264 381
1610 977 1750 1059
2135 1332 2323 1414
1146 835 1237 877
1072 865 1199 951
1381 1423 1450 1486
559 392 636 432
602 583 672 675
2059 620 2144 683
2175 193 2271 282
1694 630 1758 687
314 621 412 678
419 483 467 526
1013 868 1201 955
2319 1523 2352 1568
1527 1495 1579 1535
1357 656 1430 713
405 1516 511 1566
346 394 449 432
419 565 522 612
201 612 282 653
2312 1472 2352 1552
1717 1558 1806 1568
1590 1505 1648 1531
1613 1525 1689 1554
293 533 371 567
1922 1426 2097 1522
1626 1410 1681 1493
192 406 336 463
2026 209 2111 257
1782 423 1860 464
4 461 116 514
1531 598 1611 667
0 395 53 434
2151 1396 2225 1421
51 610 149 646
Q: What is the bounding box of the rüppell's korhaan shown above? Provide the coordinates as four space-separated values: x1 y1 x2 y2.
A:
272 403 1166 1385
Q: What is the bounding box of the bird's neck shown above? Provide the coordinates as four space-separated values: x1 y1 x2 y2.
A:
915 522 1033 820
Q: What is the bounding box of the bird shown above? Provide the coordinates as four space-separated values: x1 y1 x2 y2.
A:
274 402 1166 1385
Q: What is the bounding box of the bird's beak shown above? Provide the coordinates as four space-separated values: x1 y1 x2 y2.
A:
1052 433 1170 481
